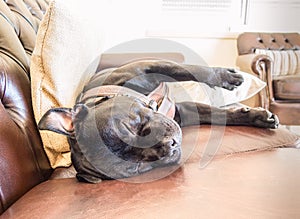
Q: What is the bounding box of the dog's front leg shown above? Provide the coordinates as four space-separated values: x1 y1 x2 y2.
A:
175 102 279 129
144 61 244 90
107 60 244 91
175 64 244 90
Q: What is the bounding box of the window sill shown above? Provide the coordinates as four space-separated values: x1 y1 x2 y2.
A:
145 29 239 40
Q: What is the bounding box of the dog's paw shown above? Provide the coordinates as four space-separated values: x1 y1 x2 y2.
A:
242 107 280 129
212 68 244 90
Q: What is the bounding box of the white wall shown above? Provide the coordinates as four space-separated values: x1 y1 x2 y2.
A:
99 0 300 68
172 37 238 68
145 32 239 68
103 29 239 68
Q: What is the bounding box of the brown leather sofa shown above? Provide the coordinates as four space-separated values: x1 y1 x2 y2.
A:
1 2 300 218
0 0 52 213
237 32 300 125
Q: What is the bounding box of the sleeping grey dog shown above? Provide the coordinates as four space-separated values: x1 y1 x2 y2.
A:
39 60 279 183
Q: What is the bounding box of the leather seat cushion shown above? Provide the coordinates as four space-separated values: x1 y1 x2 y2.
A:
49 125 300 179
3 125 299 217
273 75 300 100
4 148 300 218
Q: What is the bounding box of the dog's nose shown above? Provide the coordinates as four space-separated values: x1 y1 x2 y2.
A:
163 137 180 149
170 138 179 147
162 143 182 164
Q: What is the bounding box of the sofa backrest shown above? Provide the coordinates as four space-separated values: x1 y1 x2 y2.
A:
237 32 300 55
0 0 51 214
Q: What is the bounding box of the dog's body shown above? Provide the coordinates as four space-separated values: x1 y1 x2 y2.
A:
39 60 279 183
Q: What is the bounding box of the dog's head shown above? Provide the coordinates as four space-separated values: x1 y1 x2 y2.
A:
39 95 182 182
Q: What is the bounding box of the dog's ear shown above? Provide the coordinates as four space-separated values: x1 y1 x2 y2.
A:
38 108 74 137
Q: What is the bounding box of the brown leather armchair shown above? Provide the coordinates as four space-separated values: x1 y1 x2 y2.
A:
236 32 300 125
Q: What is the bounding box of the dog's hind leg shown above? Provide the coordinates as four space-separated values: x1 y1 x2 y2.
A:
174 102 279 129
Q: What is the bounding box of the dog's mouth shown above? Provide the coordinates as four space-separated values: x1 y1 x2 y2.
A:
109 135 182 164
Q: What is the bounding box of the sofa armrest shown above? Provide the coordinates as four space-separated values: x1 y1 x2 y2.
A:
236 54 273 109
236 54 270 75
96 52 185 72
236 54 258 75
0 55 52 213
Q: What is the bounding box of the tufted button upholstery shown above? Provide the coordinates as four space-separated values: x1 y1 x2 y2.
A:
0 0 51 213
237 32 300 55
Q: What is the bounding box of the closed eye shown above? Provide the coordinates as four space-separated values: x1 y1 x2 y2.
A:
121 121 136 136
